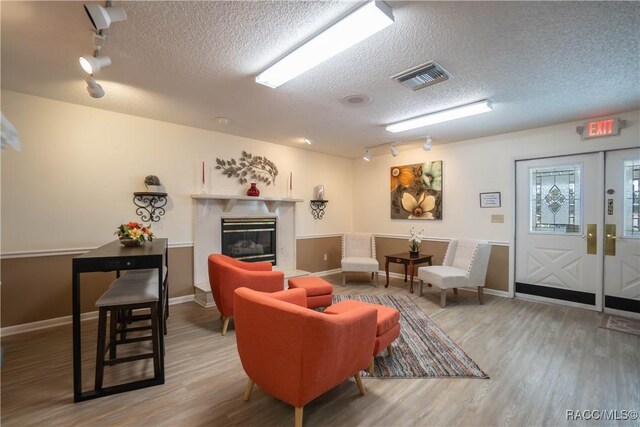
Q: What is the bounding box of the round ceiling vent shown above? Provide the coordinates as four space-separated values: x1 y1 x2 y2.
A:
340 94 372 108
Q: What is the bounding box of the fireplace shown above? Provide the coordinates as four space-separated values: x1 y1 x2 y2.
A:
221 217 277 265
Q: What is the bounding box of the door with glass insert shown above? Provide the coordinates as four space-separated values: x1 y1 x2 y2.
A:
603 148 640 315
515 153 603 310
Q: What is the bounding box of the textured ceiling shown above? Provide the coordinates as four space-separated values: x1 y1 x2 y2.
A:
2 1 639 158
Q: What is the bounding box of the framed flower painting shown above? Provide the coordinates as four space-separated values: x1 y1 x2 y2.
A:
390 161 442 220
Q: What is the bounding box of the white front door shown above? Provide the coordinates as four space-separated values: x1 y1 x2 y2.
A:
515 153 604 310
603 148 640 316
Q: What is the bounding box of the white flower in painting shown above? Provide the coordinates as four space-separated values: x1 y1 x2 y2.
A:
401 192 435 219
422 161 442 191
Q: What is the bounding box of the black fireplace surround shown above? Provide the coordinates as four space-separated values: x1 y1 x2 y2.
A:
221 218 277 265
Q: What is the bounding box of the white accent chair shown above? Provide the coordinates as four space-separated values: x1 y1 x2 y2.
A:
341 233 379 287
417 239 491 308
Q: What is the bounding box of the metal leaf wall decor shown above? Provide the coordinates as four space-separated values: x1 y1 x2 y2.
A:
215 150 279 186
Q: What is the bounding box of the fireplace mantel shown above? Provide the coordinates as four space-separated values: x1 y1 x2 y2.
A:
191 193 305 306
191 194 303 213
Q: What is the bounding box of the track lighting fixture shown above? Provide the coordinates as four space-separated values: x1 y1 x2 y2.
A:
79 3 127 98
85 77 105 98
422 136 432 151
84 3 127 31
79 54 111 74
363 136 432 160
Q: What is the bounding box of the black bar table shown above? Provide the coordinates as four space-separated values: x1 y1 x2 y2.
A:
72 238 168 402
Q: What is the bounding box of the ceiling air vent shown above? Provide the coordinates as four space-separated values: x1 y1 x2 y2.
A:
391 61 451 91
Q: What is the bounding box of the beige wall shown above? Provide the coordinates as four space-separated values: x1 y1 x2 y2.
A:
1 247 193 328
0 90 354 254
3 89 636 329
351 110 640 243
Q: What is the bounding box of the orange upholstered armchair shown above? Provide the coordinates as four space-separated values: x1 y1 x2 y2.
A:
208 254 284 335
234 287 378 427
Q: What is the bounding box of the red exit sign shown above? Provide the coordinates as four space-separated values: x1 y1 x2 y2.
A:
579 118 623 140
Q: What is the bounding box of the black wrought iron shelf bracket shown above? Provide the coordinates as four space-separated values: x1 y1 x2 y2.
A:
310 199 328 220
133 192 168 223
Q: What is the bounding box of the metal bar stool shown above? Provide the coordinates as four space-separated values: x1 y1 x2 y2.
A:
94 278 161 390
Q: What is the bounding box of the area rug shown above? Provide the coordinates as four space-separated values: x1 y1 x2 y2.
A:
600 314 640 336
332 295 489 379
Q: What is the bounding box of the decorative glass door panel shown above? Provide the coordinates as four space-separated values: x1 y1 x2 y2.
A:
529 165 581 234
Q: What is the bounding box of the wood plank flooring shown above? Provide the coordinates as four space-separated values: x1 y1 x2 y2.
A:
2 273 639 426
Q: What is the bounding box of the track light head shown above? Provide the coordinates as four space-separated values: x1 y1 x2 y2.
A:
85 77 105 98
79 55 111 74
362 149 372 161
390 144 399 157
84 3 127 30
422 136 432 151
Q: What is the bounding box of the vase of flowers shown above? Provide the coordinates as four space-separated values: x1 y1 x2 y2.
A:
409 227 424 257
115 221 153 247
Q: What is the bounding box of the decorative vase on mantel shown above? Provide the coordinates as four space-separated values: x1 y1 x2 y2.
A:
247 183 260 197
409 250 420 258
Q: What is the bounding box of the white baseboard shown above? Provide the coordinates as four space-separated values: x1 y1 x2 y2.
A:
1 294 195 337
313 268 342 277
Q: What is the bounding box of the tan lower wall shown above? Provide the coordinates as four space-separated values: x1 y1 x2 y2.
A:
373 237 509 292
0 246 194 328
296 236 342 273
2 237 508 328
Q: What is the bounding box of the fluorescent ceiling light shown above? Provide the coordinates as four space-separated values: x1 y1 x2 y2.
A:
386 100 493 133
256 1 394 89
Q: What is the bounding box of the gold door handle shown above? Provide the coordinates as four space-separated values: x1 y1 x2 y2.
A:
605 224 616 256
586 224 597 254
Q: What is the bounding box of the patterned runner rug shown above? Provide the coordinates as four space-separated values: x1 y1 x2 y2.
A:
333 295 489 379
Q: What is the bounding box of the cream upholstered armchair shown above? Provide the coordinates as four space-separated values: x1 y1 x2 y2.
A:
341 233 379 287
417 239 491 307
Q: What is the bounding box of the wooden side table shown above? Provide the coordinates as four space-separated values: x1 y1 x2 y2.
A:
384 252 433 293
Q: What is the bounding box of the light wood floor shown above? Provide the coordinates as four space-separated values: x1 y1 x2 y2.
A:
2 273 639 426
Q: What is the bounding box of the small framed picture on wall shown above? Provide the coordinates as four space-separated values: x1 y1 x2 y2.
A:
479 192 501 208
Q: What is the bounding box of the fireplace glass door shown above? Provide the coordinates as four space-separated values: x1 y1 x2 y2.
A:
221 218 277 264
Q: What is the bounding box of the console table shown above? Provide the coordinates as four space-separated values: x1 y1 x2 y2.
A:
72 238 168 402
384 252 433 293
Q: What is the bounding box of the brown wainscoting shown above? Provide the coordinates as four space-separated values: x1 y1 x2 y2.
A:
296 236 342 273
0 246 194 328
374 237 509 292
